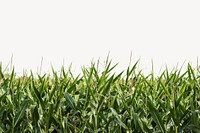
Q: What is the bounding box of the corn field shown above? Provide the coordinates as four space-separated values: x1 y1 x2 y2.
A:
0 60 200 133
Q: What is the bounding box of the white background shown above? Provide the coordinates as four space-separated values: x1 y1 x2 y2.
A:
0 1 200 76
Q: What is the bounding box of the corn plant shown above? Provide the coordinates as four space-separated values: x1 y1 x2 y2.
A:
0 60 199 132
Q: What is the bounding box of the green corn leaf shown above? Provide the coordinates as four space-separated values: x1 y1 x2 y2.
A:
147 99 166 133
32 81 45 110
188 64 196 81
110 108 128 130
14 99 29 127
0 92 7 102
9 68 15 88
132 111 151 133
97 75 113 113
113 71 123 83
126 60 139 84
32 105 39 127
47 103 54 129
0 63 5 80
64 92 76 110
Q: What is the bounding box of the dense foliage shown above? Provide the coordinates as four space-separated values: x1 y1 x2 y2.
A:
0 60 200 132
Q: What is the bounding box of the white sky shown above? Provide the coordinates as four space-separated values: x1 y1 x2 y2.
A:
0 1 200 76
